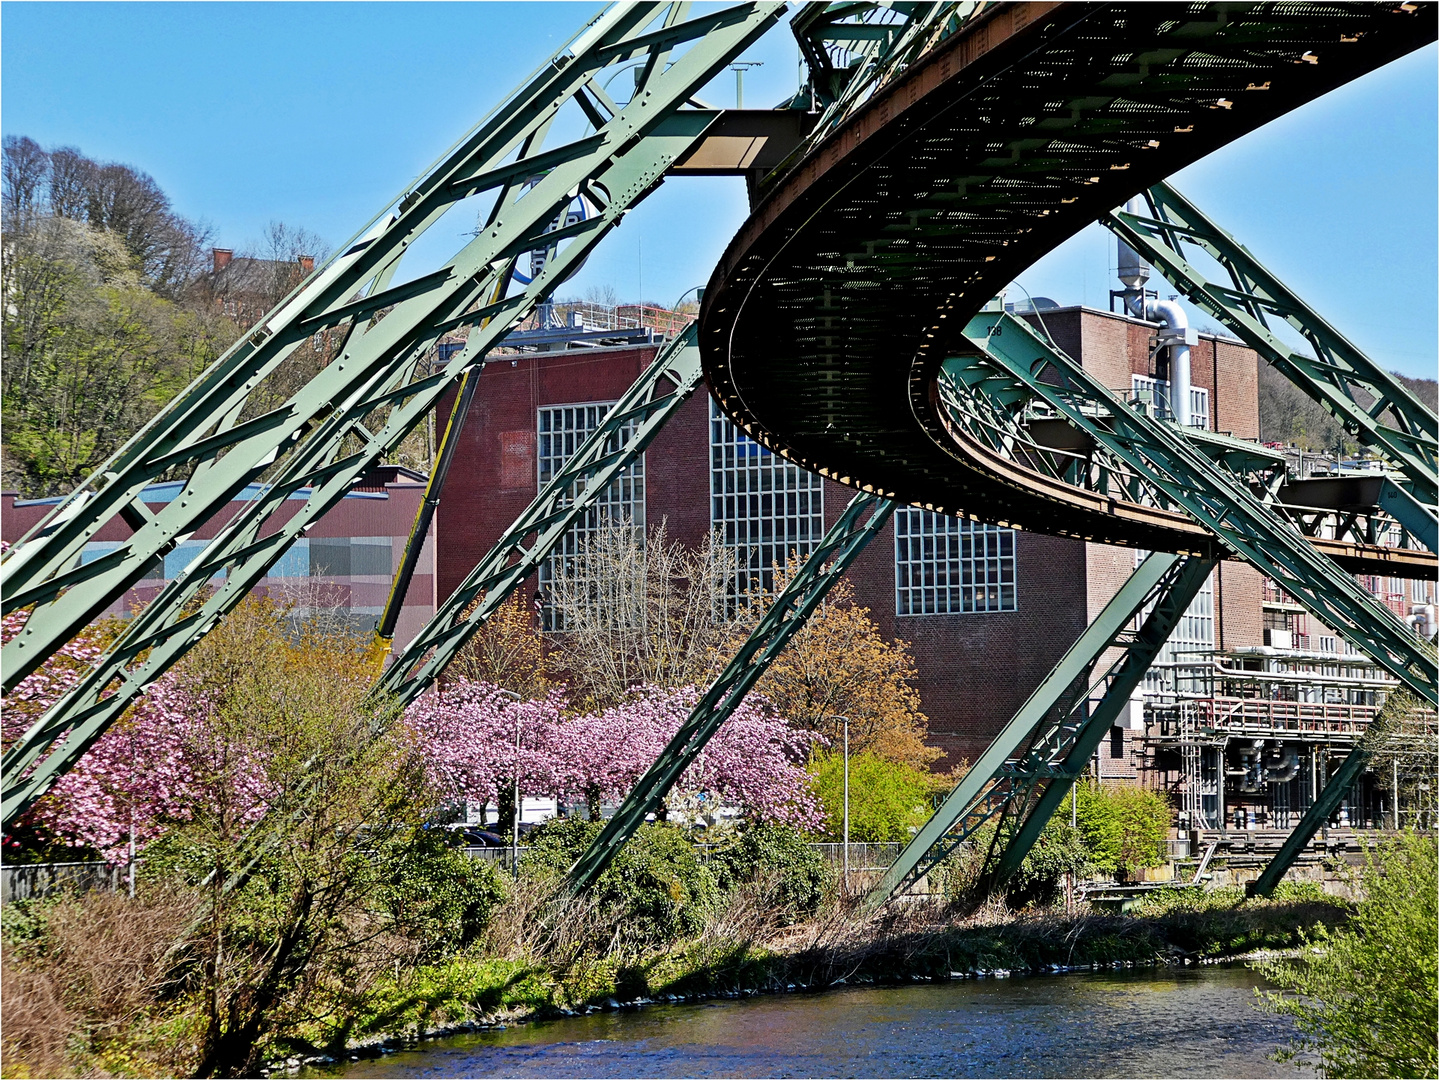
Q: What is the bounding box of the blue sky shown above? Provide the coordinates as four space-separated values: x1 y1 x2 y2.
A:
3 3 1435 378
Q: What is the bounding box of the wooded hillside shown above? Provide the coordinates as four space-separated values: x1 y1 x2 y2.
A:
1 136 323 498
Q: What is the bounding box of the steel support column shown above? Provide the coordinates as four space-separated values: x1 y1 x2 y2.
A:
376 327 703 706
954 312 1437 703
1 3 787 826
568 492 895 891
866 552 1212 908
1105 181 1438 508
988 559 1217 883
1247 743 1373 899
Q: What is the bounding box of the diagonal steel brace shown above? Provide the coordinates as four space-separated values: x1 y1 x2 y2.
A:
957 312 1436 704
1105 181 1437 506
865 552 1212 908
567 491 895 892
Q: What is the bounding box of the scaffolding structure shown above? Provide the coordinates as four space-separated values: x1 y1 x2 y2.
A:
1143 645 1433 839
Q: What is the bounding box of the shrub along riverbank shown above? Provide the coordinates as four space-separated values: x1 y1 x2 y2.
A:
0 816 1354 1079
288 881 1348 1059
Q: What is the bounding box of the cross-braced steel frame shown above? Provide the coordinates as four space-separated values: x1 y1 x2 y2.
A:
4 2 1435 902
0 1 789 826
867 551 1213 907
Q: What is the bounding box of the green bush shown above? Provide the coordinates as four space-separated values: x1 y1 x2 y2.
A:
1073 782 1171 880
807 751 936 843
1259 831 1438 1078
523 818 718 944
708 823 832 920
374 828 508 961
1005 818 1089 903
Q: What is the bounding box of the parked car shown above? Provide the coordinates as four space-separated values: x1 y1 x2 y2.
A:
450 826 507 847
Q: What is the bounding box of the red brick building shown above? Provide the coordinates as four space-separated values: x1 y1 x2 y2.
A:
1 465 438 648
433 304 1266 767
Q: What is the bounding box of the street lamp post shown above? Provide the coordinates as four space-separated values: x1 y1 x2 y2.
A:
496 689 523 879
826 715 851 886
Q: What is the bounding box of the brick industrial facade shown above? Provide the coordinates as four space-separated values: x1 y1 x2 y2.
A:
434 306 1265 767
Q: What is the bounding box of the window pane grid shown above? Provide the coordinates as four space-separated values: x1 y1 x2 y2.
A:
538 402 645 630
894 508 1017 615
710 399 823 603
1132 375 1209 430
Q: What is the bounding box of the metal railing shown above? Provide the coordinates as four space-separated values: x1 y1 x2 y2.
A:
1 861 129 904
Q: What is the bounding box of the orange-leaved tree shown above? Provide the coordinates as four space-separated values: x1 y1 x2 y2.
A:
449 590 552 700
736 568 939 770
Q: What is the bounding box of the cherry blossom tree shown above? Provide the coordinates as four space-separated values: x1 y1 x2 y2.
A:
402 679 823 831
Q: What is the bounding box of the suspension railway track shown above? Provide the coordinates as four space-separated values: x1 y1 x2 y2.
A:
700 1 1434 574
4 1 1435 893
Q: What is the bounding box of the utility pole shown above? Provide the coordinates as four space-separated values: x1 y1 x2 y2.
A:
828 715 851 885
497 689 523 879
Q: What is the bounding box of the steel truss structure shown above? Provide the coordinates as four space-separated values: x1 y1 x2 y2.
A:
568 492 894 891
951 311 1435 704
4 1 1436 901
375 329 702 704
1104 182 1437 548
0 2 789 826
867 552 1212 907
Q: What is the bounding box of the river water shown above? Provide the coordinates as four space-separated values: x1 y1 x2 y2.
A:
320 967 1309 1078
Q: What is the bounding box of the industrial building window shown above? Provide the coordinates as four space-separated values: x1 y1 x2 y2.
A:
1131 375 1208 429
1109 726 1125 759
893 509 1017 615
538 402 645 629
710 397 823 603
1140 555 1215 693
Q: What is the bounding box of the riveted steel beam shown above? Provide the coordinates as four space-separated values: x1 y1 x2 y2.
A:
986 554 1219 884
1106 182 1438 508
0 3 789 829
1246 741 1374 899
954 311 1436 704
567 491 895 892
376 327 703 705
866 551 1212 908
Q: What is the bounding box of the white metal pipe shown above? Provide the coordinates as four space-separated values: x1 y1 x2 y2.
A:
1146 298 1192 428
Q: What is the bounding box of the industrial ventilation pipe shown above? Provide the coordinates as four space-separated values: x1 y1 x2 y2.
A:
1117 198 1196 427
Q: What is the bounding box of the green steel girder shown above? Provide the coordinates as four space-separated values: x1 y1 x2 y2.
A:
1378 477 1437 554
954 311 1437 704
1106 181 1438 508
1 327 700 828
987 556 1219 884
1247 741 1373 898
567 491 895 892
376 328 703 705
865 551 1212 908
2 1 783 682
0 3 789 829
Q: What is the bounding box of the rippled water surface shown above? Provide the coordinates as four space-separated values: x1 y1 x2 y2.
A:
320 967 1308 1078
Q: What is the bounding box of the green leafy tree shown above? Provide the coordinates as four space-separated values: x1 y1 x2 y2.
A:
1259 832 1437 1078
807 750 938 843
1073 782 1171 881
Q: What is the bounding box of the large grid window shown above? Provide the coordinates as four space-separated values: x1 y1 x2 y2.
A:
710 398 823 602
1138 550 1215 693
538 402 644 629
894 509 1017 615
1132 375 1209 429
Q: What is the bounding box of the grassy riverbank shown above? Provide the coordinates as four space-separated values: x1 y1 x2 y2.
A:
274 881 1346 1069
0 830 1349 1080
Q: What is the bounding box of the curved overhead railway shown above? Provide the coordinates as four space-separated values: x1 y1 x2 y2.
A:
700 1 1435 570
4 1 1435 899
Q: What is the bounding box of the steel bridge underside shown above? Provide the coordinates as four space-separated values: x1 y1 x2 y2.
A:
699 1 1435 567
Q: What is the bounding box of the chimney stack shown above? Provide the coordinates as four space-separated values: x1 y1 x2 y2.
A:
212 247 233 274
298 254 314 275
